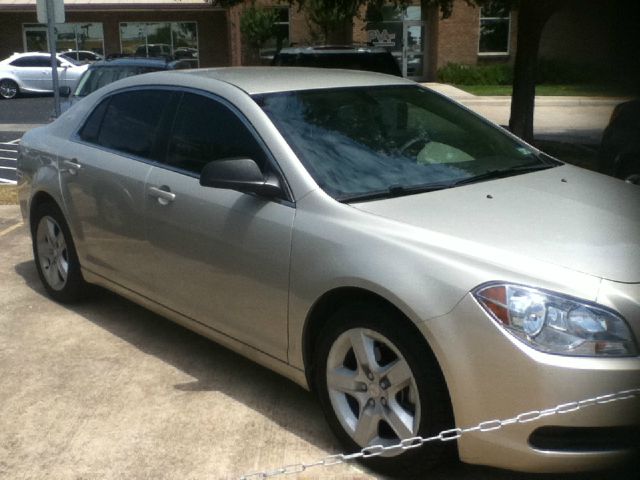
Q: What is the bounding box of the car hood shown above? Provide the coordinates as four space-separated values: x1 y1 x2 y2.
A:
353 164 640 283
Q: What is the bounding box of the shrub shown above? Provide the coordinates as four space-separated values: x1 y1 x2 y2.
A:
437 62 513 85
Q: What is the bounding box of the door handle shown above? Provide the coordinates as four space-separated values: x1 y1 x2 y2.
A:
61 158 82 175
148 186 176 205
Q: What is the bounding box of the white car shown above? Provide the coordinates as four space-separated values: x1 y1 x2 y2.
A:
0 52 88 99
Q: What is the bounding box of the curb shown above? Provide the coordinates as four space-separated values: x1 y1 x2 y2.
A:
0 124 43 133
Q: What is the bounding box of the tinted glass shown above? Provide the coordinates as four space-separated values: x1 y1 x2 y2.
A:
10 56 51 67
165 93 267 175
96 90 172 159
79 98 109 143
257 86 548 201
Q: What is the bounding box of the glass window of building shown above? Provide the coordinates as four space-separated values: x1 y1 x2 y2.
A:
23 23 104 57
120 22 199 67
479 2 511 54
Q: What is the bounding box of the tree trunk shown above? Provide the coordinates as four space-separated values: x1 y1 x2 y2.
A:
326 18 354 44
509 0 564 143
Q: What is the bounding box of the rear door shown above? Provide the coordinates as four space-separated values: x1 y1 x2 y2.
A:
144 91 295 360
60 88 176 297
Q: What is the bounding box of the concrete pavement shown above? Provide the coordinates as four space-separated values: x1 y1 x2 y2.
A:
0 205 375 479
423 83 626 145
3 205 631 480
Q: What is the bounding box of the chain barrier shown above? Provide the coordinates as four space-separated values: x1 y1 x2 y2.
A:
239 387 640 479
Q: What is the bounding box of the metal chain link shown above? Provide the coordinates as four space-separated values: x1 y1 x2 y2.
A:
239 387 640 479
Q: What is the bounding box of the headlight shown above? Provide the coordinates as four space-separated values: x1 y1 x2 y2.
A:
473 283 638 357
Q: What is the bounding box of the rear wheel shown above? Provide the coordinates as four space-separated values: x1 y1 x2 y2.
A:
0 79 18 99
32 202 90 303
315 303 455 476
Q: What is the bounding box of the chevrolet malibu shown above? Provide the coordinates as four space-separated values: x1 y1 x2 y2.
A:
16 68 640 475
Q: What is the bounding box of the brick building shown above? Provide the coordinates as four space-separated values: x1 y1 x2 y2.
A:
0 0 637 82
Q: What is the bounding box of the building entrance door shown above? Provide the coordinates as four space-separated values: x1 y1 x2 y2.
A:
403 21 425 79
24 28 49 52
365 6 426 80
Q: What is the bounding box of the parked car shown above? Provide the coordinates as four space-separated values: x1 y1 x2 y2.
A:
135 43 172 58
599 99 640 185
60 49 104 64
59 56 192 113
272 46 402 76
17 68 639 475
0 52 88 99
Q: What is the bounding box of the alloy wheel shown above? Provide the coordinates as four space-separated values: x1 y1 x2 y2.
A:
326 328 421 455
0 80 18 99
36 215 69 291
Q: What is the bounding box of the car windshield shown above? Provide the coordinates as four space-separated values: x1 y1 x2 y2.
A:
59 55 81 66
256 85 556 202
73 66 161 97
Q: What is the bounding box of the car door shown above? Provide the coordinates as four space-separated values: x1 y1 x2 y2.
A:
8 56 45 90
144 91 295 361
59 88 177 298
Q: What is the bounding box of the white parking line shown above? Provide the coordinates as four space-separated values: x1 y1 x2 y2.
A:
0 178 16 185
0 222 22 237
0 148 18 153
0 166 16 170
0 157 17 161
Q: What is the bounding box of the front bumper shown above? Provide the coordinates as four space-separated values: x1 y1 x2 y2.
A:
420 293 640 473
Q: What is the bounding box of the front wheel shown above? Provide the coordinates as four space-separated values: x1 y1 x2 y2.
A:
32 202 90 303
0 79 18 99
315 303 455 476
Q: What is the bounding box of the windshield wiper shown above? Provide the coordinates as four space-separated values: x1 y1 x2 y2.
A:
338 182 452 203
338 163 556 203
451 163 555 187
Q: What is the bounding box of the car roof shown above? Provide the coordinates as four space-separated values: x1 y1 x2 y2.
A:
88 57 176 69
1 52 70 64
277 45 393 55
141 67 413 95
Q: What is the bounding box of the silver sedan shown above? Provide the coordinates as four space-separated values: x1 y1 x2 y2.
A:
16 68 640 475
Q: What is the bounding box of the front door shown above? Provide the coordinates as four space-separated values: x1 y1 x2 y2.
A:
144 91 295 361
403 21 425 79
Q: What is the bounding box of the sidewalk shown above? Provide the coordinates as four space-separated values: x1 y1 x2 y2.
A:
423 83 622 145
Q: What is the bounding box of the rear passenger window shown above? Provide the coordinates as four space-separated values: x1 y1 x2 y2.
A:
165 93 267 175
87 90 172 159
79 98 109 143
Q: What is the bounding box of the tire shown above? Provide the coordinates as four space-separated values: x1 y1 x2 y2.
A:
314 303 455 477
32 202 90 303
0 79 19 99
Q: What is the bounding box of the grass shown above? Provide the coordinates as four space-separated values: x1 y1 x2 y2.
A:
0 185 18 205
457 84 634 97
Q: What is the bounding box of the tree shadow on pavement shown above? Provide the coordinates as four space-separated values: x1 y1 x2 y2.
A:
13 260 639 480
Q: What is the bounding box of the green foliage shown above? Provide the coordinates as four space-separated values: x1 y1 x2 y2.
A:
437 58 614 86
240 5 278 49
437 62 513 85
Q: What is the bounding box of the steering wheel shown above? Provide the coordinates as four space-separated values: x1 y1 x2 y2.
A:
399 133 431 156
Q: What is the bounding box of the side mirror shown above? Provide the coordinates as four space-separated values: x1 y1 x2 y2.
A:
59 86 71 97
200 158 283 198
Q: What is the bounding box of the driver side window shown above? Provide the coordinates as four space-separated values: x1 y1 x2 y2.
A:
165 93 268 176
